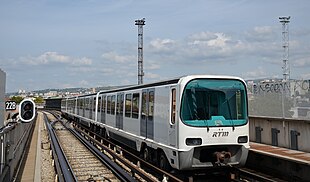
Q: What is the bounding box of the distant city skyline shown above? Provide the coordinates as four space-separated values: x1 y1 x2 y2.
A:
1 0 310 93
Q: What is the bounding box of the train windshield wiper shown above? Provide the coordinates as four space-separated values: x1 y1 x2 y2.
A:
226 96 235 131
203 119 210 132
223 94 235 131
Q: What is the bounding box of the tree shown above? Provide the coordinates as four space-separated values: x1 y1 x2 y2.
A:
34 96 44 104
10 96 24 103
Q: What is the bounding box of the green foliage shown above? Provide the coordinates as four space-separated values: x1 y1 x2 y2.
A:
34 96 44 104
10 96 24 103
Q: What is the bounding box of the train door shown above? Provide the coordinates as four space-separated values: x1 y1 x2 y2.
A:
87 97 91 119
74 98 78 114
116 93 124 129
141 89 155 139
97 96 102 122
82 98 85 117
101 95 106 124
77 98 80 115
92 97 96 120
169 87 177 147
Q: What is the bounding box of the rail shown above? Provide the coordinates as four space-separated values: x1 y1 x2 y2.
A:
47 111 136 182
231 167 281 182
73 123 188 182
43 113 77 182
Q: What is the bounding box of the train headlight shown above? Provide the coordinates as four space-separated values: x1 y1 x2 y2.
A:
186 138 202 146
238 136 248 143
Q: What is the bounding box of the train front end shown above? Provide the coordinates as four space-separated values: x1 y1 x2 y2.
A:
177 75 249 170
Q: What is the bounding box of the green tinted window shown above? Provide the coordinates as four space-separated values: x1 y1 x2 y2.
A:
181 79 247 127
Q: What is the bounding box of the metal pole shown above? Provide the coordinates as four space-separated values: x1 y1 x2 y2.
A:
279 16 290 118
135 18 145 85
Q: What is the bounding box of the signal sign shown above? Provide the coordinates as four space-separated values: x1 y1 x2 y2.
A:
19 99 36 122
5 101 17 111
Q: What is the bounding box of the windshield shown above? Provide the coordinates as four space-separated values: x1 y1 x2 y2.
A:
180 79 248 127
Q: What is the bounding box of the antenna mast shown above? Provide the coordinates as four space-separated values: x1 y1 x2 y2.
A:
135 18 145 85
279 16 290 81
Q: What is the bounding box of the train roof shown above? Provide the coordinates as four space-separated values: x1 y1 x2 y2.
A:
63 75 245 99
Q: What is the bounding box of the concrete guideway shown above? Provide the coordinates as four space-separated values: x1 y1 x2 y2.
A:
250 142 310 165
20 113 42 182
248 142 310 181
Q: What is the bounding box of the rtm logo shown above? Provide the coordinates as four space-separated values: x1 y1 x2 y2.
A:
212 131 229 137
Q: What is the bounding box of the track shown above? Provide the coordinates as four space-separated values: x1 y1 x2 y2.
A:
54 121 119 181
232 168 286 182
43 112 135 182
74 122 284 182
48 110 287 181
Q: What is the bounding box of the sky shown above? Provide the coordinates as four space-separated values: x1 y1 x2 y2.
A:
1 0 310 93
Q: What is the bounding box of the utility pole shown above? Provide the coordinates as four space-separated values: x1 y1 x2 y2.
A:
135 18 145 85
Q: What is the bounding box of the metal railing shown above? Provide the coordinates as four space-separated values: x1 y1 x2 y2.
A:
0 115 36 181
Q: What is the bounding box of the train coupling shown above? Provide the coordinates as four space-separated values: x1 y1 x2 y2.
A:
213 151 231 163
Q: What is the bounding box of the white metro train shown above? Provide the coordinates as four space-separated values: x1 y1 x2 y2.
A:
61 75 249 170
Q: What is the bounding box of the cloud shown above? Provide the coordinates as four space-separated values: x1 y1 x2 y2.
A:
149 38 176 52
189 31 218 41
243 67 268 80
19 52 92 66
189 32 231 49
245 26 277 42
145 72 160 79
145 61 160 70
102 51 135 63
292 57 310 67
79 80 90 87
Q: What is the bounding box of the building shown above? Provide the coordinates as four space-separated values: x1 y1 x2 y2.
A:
0 69 6 128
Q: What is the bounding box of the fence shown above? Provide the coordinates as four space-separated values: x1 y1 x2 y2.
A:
247 79 310 120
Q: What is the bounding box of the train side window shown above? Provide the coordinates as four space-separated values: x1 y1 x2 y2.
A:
88 98 93 111
107 96 111 114
141 92 147 120
120 94 124 115
101 95 106 113
89 98 93 119
111 95 116 115
98 97 101 112
132 93 139 119
73 99 76 113
89 98 91 109
83 98 85 110
125 94 132 117
81 99 83 110
149 91 154 119
83 98 85 116
93 97 96 112
85 98 89 110
117 95 121 114
171 88 176 124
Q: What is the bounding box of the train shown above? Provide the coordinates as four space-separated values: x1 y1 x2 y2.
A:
61 75 249 171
